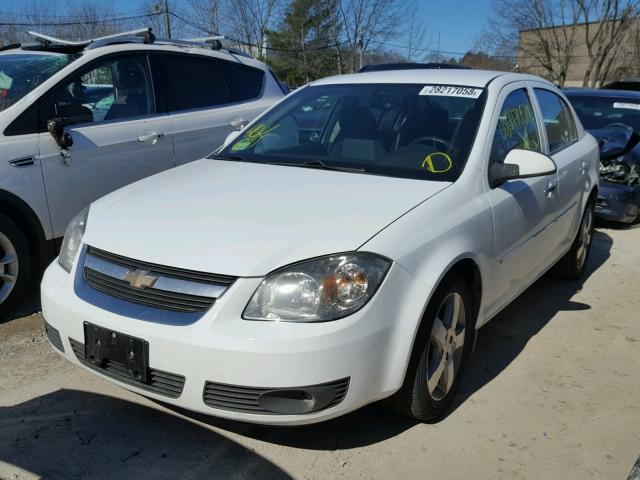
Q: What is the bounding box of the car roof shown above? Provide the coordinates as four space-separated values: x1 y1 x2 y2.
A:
311 69 550 89
0 42 269 72
563 87 640 99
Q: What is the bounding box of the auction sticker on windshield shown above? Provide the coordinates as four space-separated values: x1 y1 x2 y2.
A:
419 85 483 98
613 102 640 111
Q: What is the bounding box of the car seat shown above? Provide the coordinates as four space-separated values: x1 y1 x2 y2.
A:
104 60 149 120
54 83 93 125
329 106 386 161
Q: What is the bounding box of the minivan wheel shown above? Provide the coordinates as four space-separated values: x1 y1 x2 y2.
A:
388 274 473 421
0 214 30 318
553 201 594 280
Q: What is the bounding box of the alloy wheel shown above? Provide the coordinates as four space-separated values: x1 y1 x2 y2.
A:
576 207 593 271
0 232 19 304
426 292 466 401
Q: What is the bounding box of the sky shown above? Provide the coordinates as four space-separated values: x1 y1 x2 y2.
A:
1 0 493 57
411 1 493 56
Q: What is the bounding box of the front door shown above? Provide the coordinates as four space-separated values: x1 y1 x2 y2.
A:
484 84 561 316
38 53 175 238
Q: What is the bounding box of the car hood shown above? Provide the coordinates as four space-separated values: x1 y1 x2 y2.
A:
84 159 450 277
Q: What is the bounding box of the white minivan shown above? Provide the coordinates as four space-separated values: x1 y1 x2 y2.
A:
0 29 285 314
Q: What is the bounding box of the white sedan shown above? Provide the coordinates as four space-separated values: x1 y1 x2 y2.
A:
41 69 599 425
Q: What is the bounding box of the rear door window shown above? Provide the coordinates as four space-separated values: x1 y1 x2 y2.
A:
154 54 230 112
219 61 264 102
534 88 578 153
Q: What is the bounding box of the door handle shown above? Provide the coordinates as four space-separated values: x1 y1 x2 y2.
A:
230 117 247 130
580 160 587 175
543 181 558 196
138 132 164 143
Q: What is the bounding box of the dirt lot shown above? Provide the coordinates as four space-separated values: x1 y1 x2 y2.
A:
1 224 639 480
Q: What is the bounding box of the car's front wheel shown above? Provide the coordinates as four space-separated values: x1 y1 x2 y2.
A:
553 200 595 280
0 214 30 318
389 274 473 421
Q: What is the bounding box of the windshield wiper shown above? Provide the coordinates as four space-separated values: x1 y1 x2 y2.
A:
209 154 250 162
266 159 366 173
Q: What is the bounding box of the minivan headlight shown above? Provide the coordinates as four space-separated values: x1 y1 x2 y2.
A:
243 253 391 322
58 206 89 273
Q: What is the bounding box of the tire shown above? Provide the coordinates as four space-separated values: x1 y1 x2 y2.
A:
388 274 473 421
0 214 31 318
553 200 595 280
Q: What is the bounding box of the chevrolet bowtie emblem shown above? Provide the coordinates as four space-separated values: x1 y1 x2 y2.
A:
123 269 158 289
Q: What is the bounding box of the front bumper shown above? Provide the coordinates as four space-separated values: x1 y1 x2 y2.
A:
41 258 428 425
595 181 640 223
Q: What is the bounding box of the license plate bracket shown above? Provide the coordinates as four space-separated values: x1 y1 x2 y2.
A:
84 322 149 383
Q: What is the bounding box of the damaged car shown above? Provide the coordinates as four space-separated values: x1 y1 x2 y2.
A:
565 88 640 223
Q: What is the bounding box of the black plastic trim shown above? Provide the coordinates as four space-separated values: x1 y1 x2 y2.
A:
69 337 185 398
44 321 64 352
203 378 350 415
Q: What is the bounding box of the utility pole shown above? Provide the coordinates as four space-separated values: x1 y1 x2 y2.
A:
164 0 171 39
436 30 440 63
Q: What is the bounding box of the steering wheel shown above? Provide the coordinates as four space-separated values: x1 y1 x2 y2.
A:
409 136 451 151
604 122 632 132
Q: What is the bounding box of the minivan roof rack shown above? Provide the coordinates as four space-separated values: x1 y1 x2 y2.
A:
22 29 253 59
29 28 155 48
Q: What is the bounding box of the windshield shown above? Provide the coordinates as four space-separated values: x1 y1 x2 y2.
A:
0 53 75 112
567 94 640 133
216 83 487 182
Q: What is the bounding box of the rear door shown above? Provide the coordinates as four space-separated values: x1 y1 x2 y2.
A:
151 53 271 164
484 83 561 315
531 85 584 250
38 53 175 238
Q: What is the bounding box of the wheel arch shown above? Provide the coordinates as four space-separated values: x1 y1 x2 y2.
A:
396 255 484 391
0 189 54 267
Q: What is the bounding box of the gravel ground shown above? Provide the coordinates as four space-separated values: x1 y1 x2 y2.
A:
1 223 639 480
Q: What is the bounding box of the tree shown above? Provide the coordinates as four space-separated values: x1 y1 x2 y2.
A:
488 0 640 87
224 0 283 59
576 0 640 86
338 0 405 72
268 0 336 84
488 0 581 86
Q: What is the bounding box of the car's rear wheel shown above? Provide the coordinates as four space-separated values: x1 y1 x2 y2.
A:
388 274 473 421
553 201 594 280
0 214 30 318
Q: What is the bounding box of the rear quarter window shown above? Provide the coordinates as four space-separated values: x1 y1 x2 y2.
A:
220 61 264 102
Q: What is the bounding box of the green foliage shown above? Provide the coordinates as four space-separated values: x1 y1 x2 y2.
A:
267 0 339 86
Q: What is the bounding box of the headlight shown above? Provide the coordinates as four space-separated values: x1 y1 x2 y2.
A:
243 253 391 322
58 206 89 272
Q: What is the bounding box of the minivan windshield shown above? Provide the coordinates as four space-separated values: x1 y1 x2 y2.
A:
216 83 487 182
0 53 75 112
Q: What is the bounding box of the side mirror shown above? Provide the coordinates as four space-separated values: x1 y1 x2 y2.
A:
490 149 557 188
47 118 73 149
600 131 640 161
223 130 241 147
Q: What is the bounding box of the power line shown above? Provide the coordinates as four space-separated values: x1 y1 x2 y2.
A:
168 11 349 53
0 12 161 27
0 9 146 20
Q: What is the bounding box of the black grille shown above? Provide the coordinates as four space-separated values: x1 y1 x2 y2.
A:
203 378 350 415
44 321 64 352
69 338 185 398
84 246 236 313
